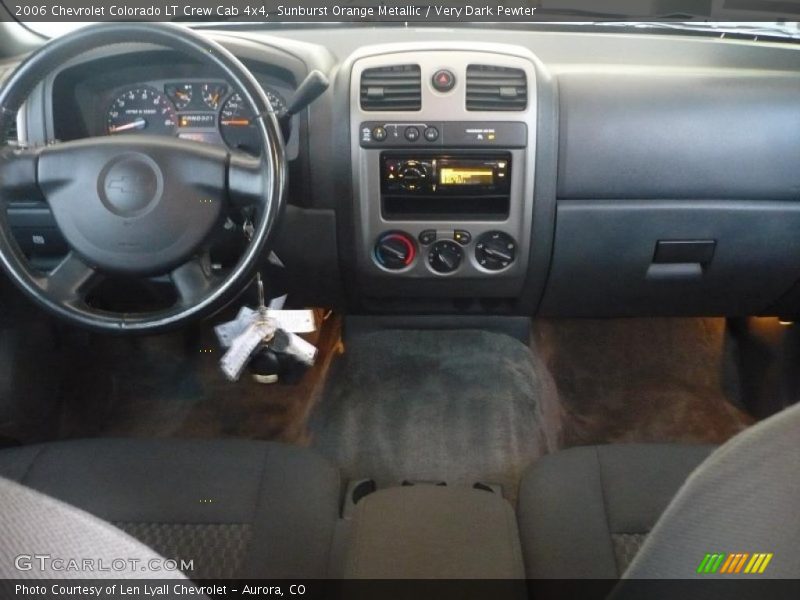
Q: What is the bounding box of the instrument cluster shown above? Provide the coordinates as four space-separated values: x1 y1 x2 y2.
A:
105 79 288 155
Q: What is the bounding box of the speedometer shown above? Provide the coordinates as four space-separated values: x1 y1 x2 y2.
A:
219 93 258 154
219 89 287 154
106 87 177 137
263 89 287 116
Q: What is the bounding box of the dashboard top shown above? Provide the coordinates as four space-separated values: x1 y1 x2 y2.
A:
5 24 800 319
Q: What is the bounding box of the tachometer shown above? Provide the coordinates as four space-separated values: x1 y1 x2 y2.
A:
107 87 177 136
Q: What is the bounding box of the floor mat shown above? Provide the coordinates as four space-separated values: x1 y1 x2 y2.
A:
0 281 64 444
533 318 754 446
57 311 342 444
310 329 561 500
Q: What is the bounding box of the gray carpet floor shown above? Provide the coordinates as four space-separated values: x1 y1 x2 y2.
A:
311 319 756 502
310 329 562 500
532 318 754 446
55 313 342 444
0 270 762 492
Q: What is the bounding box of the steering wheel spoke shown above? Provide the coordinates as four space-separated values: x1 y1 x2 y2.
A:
0 146 43 206
42 252 99 305
228 152 268 209
171 253 219 307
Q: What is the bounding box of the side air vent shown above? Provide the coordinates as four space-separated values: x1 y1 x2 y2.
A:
360 64 421 111
466 65 527 111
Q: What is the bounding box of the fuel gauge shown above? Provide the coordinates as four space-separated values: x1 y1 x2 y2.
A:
165 83 193 110
201 83 227 110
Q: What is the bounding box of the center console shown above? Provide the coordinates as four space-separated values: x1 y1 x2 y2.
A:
350 47 538 298
343 485 525 580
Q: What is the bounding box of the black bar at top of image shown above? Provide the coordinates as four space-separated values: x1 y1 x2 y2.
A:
3 0 800 23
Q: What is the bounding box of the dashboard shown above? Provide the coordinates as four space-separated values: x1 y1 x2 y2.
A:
7 26 800 319
48 51 298 158
103 78 285 154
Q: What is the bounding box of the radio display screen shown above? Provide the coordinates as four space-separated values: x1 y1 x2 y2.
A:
439 167 495 186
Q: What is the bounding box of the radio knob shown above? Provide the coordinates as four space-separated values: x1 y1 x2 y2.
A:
475 232 516 271
399 162 428 191
375 232 416 270
428 240 463 274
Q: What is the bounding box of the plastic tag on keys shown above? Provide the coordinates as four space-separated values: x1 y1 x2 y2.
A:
215 307 316 348
220 318 276 382
270 328 318 367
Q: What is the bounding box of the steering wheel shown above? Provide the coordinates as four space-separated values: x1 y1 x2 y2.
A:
0 23 286 333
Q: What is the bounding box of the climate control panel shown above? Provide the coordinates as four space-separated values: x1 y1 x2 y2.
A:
374 229 517 275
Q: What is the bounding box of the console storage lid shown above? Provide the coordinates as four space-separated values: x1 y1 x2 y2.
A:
343 485 525 579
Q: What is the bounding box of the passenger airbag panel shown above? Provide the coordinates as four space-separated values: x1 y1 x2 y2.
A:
558 72 800 200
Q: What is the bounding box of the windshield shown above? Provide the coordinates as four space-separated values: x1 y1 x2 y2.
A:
21 20 800 40
9 0 800 40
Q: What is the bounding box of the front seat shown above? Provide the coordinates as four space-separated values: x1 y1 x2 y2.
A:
0 439 340 579
518 402 800 580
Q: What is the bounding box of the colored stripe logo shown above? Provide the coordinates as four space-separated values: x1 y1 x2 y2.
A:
697 553 773 574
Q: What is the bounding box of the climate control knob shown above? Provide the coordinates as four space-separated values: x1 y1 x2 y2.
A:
428 240 463 274
475 231 516 271
374 232 416 270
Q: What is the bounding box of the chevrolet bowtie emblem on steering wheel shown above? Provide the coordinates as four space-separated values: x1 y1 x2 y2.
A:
105 175 151 195
99 154 163 217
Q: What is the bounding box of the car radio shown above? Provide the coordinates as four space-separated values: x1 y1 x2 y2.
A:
381 153 511 196
380 152 512 220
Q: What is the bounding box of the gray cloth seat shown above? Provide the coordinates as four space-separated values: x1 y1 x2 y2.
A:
0 477 192 583
519 402 800 582
0 438 341 580
517 444 714 579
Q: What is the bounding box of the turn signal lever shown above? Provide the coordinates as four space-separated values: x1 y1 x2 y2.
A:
280 70 330 138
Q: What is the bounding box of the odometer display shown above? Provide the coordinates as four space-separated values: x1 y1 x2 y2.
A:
106 87 177 136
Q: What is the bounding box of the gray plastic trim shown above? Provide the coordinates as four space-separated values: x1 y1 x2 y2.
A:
349 43 539 297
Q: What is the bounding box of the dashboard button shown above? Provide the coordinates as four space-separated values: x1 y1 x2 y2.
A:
453 230 471 245
423 127 439 142
404 126 420 142
399 165 424 191
432 69 456 92
372 126 387 142
419 230 437 245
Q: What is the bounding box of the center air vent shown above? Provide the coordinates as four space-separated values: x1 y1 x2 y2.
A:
466 65 527 111
360 64 421 111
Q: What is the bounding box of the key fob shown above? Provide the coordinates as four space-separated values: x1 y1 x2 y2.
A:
249 347 281 384
276 353 311 385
